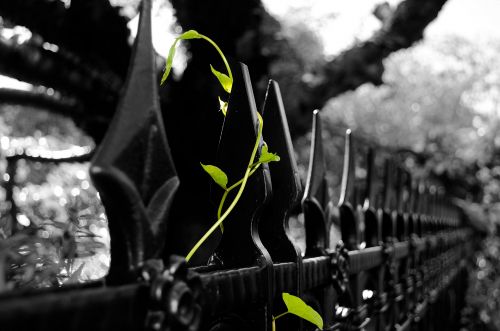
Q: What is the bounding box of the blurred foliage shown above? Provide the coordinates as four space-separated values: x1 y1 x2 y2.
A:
257 11 326 136
0 103 93 146
286 32 500 330
0 104 109 292
462 236 500 330
290 36 500 223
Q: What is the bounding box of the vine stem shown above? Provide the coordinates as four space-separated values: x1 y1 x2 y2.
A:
199 35 233 83
272 311 290 331
216 148 272 221
273 312 290 321
217 165 260 220
185 113 263 262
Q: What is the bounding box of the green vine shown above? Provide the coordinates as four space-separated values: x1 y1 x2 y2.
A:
161 30 323 330
160 30 279 262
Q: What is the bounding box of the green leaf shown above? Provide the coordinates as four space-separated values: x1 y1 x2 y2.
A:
200 163 228 190
282 293 323 330
210 65 233 93
161 40 178 85
178 30 201 40
258 144 280 164
218 96 228 116
161 30 201 85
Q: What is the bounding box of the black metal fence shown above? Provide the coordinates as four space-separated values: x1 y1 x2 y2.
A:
0 1 478 330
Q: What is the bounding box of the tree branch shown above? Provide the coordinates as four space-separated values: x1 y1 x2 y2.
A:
294 0 449 136
0 88 83 118
0 32 121 141
0 0 132 77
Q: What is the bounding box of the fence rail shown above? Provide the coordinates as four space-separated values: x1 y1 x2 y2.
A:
0 1 479 331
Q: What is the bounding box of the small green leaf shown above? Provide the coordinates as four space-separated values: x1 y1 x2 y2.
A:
210 65 233 93
282 293 323 330
161 30 201 85
218 96 228 116
179 29 201 40
200 163 228 190
258 144 280 164
161 40 178 85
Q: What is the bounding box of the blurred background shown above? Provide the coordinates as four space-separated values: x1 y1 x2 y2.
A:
0 0 499 329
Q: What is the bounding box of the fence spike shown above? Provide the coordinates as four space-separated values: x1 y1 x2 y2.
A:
89 0 179 284
260 80 303 331
395 166 408 241
339 129 354 206
208 62 273 330
302 110 331 256
382 159 397 213
260 80 302 263
209 62 272 271
364 148 380 247
381 159 397 239
364 148 375 210
301 110 341 328
338 130 359 250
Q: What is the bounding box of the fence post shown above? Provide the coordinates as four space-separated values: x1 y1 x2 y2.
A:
89 0 179 284
337 132 375 330
394 166 411 329
260 80 303 331
205 62 274 331
301 110 337 327
362 148 382 329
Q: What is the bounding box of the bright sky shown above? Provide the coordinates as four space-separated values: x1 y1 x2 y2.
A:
426 0 500 42
263 0 400 56
263 0 500 56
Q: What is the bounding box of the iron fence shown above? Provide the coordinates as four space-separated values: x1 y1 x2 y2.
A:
0 1 478 330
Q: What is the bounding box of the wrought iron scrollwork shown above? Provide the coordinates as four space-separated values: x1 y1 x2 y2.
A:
382 239 396 278
330 241 350 295
143 256 202 331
